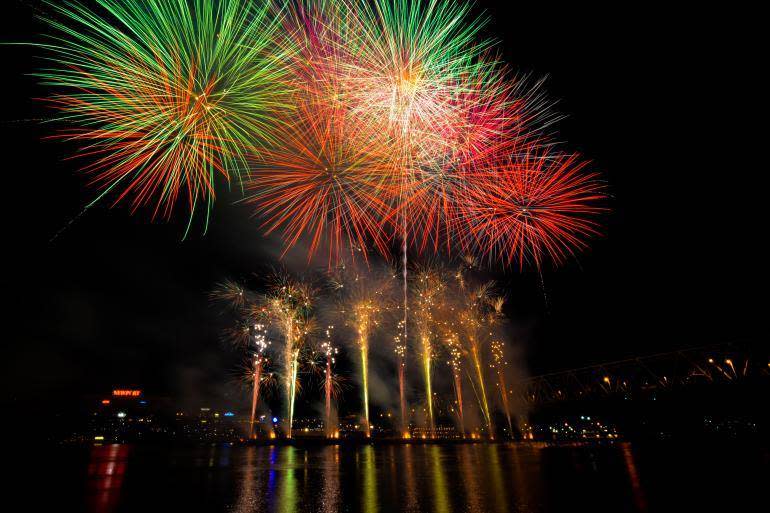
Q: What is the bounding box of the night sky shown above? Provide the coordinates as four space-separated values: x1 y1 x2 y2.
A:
1 2 763 409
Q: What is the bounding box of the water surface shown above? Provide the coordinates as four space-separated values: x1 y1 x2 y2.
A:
13 442 766 512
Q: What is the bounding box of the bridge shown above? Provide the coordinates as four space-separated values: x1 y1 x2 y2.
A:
514 342 768 407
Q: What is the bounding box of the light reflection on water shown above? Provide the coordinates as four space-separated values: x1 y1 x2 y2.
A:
85 443 129 512
32 441 765 513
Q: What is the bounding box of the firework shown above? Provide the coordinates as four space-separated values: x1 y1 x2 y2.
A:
412 265 446 435
400 64 557 256
338 0 492 160
320 324 340 437
332 1 496 380
462 151 605 269
245 96 395 263
393 316 409 435
490 339 513 437
210 279 247 310
247 354 264 439
246 0 406 263
247 321 271 439
336 266 393 437
442 326 466 437
454 267 498 435
212 280 272 438
38 0 291 230
261 272 315 438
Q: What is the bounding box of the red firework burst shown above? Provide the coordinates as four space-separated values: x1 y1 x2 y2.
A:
460 151 605 269
396 64 555 257
448 61 556 165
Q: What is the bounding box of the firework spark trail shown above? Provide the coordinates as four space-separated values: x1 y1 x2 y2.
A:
262 274 315 438
400 225 409 434
211 281 271 439
413 266 445 435
398 358 408 435
421 336 434 434
453 369 465 436
325 354 332 430
320 325 338 437
360 343 371 436
491 340 513 437
443 329 466 437
470 342 492 434
355 314 375 437
338 269 391 437
394 316 408 436
249 355 263 439
247 321 270 439
453 265 498 436
325 353 333 436
352 296 374 437
37 0 291 230
288 341 299 437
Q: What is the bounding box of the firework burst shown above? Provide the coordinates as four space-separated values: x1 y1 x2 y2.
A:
210 279 248 311
339 0 491 155
245 97 396 263
462 151 605 269
38 0 291 229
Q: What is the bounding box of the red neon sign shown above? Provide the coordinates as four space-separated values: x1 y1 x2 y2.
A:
112 389 142 397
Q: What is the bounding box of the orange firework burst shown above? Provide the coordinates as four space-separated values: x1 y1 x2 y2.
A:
245 95 396 263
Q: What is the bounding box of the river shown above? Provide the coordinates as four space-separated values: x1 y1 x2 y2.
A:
11 442 766 512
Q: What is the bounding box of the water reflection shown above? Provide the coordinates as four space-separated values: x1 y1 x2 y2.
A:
319 446 340 513
360 445 378 513
621 443 647 512
487 444 510 513
86 444 129 513
459 444 484 513
428 446 450 513
510 444 546 511
401 444 419 511
234 447 263 513
277 446 298 513
59 442 766 513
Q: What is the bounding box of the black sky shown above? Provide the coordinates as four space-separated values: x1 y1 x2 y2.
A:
1 1 764 407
